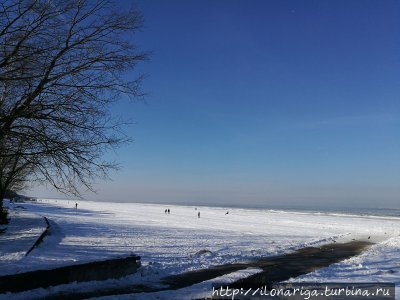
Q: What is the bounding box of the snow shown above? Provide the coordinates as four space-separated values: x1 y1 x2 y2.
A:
291 236 400 297
1 199 400 299
0 208 47 274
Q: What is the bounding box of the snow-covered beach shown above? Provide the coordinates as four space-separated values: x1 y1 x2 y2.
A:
1 199 400 299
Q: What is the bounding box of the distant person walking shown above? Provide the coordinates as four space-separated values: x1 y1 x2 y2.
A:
165 209 167 214
167 209 170 214
198 211 200 218
75 203 78 209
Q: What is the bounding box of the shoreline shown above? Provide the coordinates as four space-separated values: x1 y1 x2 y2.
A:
34 197 400 220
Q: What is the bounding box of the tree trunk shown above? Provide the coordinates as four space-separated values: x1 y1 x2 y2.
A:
0 187 8 224
0 187 5 209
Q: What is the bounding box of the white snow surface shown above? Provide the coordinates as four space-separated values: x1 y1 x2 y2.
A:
1 199 400 299
0 208 47 272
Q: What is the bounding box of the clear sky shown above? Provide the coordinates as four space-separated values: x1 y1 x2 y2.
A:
32 0 400 209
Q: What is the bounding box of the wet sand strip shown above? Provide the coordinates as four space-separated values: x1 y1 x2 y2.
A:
163 241 371 290
46 241 371 299
229 241 371 290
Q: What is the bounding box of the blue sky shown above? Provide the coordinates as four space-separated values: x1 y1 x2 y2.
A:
33 0 400 209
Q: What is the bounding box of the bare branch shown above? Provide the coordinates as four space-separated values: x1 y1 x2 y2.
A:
0 0 147 203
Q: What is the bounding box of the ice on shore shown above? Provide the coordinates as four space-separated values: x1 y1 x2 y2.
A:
1 199 399 299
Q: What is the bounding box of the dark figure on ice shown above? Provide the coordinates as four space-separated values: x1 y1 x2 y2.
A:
168 209 170 214
225 211 229 215
75 203 78 209
198 212 200 218
165 209 167 214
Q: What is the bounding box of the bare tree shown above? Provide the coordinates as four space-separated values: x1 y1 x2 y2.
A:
0 0 148 217
0 136 35 222
0 138 33 197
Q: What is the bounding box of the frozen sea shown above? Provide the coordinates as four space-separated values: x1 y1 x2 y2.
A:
1 198 399 299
